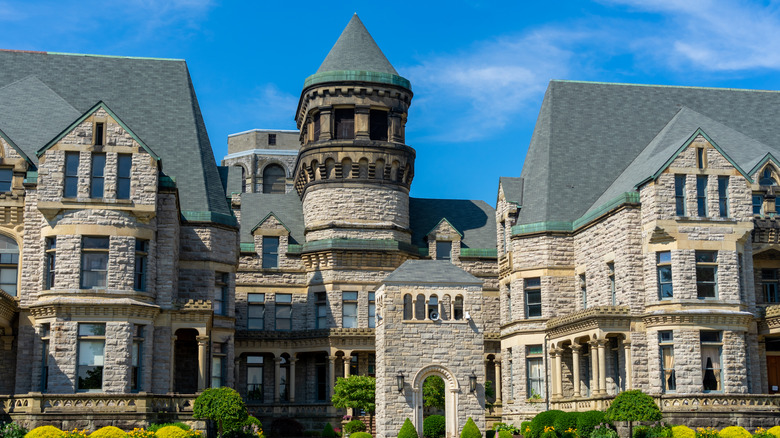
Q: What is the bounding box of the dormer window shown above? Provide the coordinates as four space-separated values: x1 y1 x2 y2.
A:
94 122 105 146
369 109 388 141
334 108 355 140
761 168 778 186
436 241 452 261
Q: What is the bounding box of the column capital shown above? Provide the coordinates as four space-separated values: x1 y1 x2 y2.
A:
196 336 209 345
274 357 284 365
570 343 583 352
328 355 338 362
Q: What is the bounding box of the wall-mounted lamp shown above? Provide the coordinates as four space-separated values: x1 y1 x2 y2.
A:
397 371 405 392
469 371 477 393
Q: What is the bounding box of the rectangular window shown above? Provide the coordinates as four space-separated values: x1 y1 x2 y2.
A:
764 269 780 303
696 175 708 217
527 345 545 399
248 293 266 330
80 236 109 289
316 360 327 401
525 278 542 318
211 342 226 388
315 292 327 329
275 293 292 331
134 239 148 292
507 348 514 400
44 237 55 290
214 273 228 316
350 355 359 376
77 323 105 392
718 176 729 217
738 254 745 301
0 242 18 297
313 113 321 142
507 285 513 320
117 154 132 200
247 356 264 401
41 324 50 392
131 325 143 392
580 274 587 309
268 133 276 146
659 331 675 392
90 153 106 198
436 241 452 261
334 108 355 140
368 354 376 377
262 236 279 269
94 122 104 146
369 109 388 141
64 152 80 198
697 147 705 169
368 292 376 328
776 197 780 215
696 250 718 299
674 174 686 216
754 195 764 216
0 169 12 192
701 331 722 392
657 251 673 299
342 291 358 328
608 262 616 305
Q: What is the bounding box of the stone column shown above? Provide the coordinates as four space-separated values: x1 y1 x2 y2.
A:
494 359 502 404
355 105 371 140
319 106 332 141
571 344 581 398
552 349 562 399
589 341 599 396
197 335 209 392
597 339 607 395
623 340 632 390
328 355 337 399
344 353 351 377
389 111 403 143
289 355 297 403
169 335 177 393
274 357 282 403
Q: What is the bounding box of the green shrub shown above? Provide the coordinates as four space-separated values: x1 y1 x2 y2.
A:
521 422 532 437
554 412 580 435
604 390 661 423
671 426 695 438
2 423 29 438
753 428 773 438
576 411 606 438
398 419 418 438
223 415 263 438
148 425 189 434
154 427 188 438
645 422 671 438
25 427 65 438
322 424 336 438
460 418 480 438
89 427 126 438
495 424 520 435
719 427 749 438
591 424 618 438
499 431 513 438
349 434 371 438
766 427 780 438
424 416 445 438
634 427 650 438
344 421 366 435
529 411 564 438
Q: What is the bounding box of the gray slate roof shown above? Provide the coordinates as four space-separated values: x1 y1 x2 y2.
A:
316 14 398 75
499 177 523 205
0 50 230 217
517 80 780 226
383 260 482 285
409 198 497 249
239 193 305 244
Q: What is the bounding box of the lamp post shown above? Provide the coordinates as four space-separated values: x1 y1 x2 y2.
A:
397 371 405 392
469 371 477 393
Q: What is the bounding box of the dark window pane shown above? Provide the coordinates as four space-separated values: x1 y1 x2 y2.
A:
117 154 132 199
65 153 80 198
334 109 355 140
0 169 12 192
263 165 286 194
370 110 388 141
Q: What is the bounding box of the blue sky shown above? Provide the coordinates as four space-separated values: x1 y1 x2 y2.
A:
2 0 780 207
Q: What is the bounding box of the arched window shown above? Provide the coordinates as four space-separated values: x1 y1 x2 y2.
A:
454 295 464 320
0 235 19 296
761 168 778 186
263 164 286 194
428 294 439 320
415 294 426 320
441 294 451 320
403 294 412 320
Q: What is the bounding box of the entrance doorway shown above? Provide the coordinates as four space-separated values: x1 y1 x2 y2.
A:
413 365 459 438
422 376 446 438
174 328 198 393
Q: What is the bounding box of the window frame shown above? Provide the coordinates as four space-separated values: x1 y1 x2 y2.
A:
342 291 358 328
248 293 266 330
247 355 264 401
213 273 228 316
134 239 148 292
40 323 50 393
695 250 718 299
607 262 616 305
117 154 132 200
90 153 106 199
696 175 708 217
0 168 12 193
526 345 545 400
131 325 144 392
674 174 686 216
524 278 542 319
77 323 106 392
0 235 19 297
436 240 452 261
334 108 355 140
369 109 389 141
275 293 292 331
657 251 673 300
764 269 780 304
262 236 280 269
64 152 80 198
579 273 587 309
211 342 226 388
700 331 723 392
368 292 376 328
659 330 676 393
717 176 729 217
80 236 109 289
754 195 765 216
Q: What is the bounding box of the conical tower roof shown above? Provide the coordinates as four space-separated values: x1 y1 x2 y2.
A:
317 14 398 75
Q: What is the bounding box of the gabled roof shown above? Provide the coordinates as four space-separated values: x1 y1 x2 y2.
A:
316 14 398 75
239 193 304 244
515 80 780 226
425 218 463 238
383 260 482 285
409 198 496 250
0 50 231 218
250 212 292 235
0 126 32 164
748 153 780 178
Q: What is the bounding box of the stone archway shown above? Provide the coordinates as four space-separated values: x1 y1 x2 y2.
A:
412 365 460 438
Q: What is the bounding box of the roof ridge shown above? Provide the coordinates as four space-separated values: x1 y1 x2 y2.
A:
551 79 780 94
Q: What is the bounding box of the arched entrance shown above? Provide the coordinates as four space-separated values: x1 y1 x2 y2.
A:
412 365 459 438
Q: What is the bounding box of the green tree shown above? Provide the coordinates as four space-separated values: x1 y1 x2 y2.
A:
332 375 376 432
193 387 248 438
423 375 445 408
604 390 662 438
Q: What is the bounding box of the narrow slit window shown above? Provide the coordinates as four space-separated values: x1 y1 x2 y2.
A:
674 175 686 216
90 153 106 198
696 175 707 217
718 176 728 217
64 152 80 198
94 122 104 146
117 154 132 200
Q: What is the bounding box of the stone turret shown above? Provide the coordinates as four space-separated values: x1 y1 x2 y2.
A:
294 14 415 244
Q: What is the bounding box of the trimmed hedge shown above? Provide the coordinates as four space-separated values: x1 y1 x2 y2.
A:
498 431 512 438
719 427 749 438
350 434 372 438
767 427 780 438
553 412 580 434
460 418 480 438
576 411 606 438
322 424 336 438
154 427 188 438
89 427 126 438
25 427 64 438
423 416 445 438
147 426 190 434
529 411 564 438
604 390 661 423
670 426 694 438
398 419 418 438
344 421 366 435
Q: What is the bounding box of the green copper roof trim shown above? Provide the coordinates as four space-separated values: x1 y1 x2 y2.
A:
300 238 417 254
647 128 752 184
240 243 256 253
45 51 184 62
512 221 573 236
287 244 303 254
250 212 292 235
37 101 161 160
748 152 780 179
418 247 429 257
304 70 412 91
425 217 463 238
158 175 176 189
460 248 498 258
181 211 237 227
573 192 641 230
24 170 38 184
0 126 33 165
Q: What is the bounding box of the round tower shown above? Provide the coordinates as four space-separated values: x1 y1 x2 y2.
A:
294 14 415 244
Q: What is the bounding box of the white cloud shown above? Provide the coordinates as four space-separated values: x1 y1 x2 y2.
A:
239 84 299 130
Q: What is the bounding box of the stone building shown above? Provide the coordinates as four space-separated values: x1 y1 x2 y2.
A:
3 12 780 438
